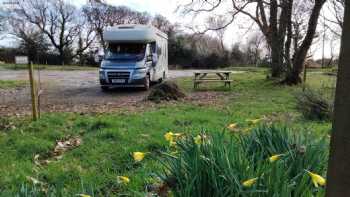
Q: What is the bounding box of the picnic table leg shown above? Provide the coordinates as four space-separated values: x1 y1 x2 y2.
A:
226 73 231 88
194 73 199 89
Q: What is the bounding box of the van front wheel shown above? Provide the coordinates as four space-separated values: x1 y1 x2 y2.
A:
101 86 109 92
143 75 150 90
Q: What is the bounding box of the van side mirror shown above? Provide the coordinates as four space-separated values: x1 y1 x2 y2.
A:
95 55 103 63
146 54 153 62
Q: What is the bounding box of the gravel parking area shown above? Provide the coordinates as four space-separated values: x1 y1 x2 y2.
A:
0 69 242 115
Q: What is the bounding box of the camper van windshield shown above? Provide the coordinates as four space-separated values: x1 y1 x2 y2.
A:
105 43 146 61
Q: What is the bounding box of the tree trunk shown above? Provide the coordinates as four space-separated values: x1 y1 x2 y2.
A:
59 48 65 65
270 39 284 77
269 0 284 78
326 0 350 195
284 0 326 85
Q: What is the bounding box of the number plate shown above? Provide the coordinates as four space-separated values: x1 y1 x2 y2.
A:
111 79 126 83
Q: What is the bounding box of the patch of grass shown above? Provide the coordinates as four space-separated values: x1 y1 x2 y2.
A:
0 80 27 89
0 64 97 71
0 69 334 195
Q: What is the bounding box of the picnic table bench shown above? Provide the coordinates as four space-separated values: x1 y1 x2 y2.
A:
194 71 233 89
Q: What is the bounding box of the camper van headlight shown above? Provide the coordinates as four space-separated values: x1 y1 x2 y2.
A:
134 67 147 73
99 69 106 79
133 67 147 78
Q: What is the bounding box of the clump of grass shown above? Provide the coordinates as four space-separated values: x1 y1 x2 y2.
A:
159 125 328 196
295 88 333 121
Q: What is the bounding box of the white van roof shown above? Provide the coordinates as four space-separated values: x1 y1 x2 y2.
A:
103 25 168 43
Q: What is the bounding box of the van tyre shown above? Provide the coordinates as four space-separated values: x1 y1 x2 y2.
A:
143 75 150 90
101 86 109 91
163 71 166 81
158 71 166 83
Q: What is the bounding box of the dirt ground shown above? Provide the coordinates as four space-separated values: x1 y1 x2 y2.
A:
0 69 239 116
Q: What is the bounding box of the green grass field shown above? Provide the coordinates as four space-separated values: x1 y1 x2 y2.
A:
0 68 335 196
0 80 27 89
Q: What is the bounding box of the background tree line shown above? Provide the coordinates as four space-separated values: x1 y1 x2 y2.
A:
0 0 265 68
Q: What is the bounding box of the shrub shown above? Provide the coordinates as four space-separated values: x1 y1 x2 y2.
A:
158 125 328 197
295 88 333 121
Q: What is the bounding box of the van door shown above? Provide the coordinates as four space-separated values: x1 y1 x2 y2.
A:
145 44 154 80
150 42 161 81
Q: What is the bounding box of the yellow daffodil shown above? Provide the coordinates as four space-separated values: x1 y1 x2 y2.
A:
269 154 284 163
164 132 182 143
133 152 146 162
164 132 174 141
194 135 202 145
246 118 263 125
306 170 326 187
173 133 182 137
117 176 130 185
227 123 238 130
77 194 91 197
242 177 258 187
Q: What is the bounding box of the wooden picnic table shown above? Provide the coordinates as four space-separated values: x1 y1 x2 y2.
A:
193 71 233 89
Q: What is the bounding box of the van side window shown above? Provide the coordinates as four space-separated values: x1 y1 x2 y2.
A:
151 42 156 53
157 45 162 55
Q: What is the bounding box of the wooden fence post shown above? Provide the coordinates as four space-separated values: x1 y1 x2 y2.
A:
28 62 38 121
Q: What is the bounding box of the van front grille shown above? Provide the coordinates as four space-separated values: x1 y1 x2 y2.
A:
107 72 130 80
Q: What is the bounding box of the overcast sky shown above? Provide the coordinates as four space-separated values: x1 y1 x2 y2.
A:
0 0 342 59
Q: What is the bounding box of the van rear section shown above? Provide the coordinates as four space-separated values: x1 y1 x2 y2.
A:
99 25 168 90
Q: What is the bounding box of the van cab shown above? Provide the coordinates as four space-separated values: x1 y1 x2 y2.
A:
99 25 168 90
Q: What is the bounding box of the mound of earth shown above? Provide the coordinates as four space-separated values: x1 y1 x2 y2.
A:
147 81 186 102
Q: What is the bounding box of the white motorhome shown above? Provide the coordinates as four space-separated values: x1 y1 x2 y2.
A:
99 25 168 90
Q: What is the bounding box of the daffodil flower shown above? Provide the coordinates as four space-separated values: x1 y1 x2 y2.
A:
269 154 284 163
194 135 202 145
117 176 130 185
164 132 174 141
164 132 182 144
133 152 146 162
77 194 91 197
246 118 264 125
242 177 258 187
227 123 238 131
306 170 326 187
173 133 182 137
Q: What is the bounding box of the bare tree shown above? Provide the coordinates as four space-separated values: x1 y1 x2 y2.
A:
180 0 326 84
326 0 350 194
0 9 4 34
73 14 96 65
245 33 264 66
0 7 8 40
152 14 173 33
84 1 151 52
8 15 49 62
284 0 326 84
180 0 293 77
206 16 227 52
327 0 344 36
16 0 94 65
